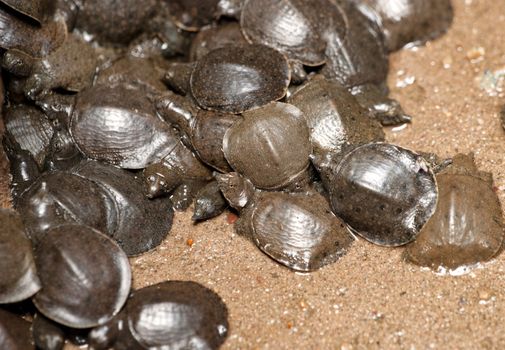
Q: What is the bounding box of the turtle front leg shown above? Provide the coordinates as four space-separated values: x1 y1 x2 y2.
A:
351 84 412 126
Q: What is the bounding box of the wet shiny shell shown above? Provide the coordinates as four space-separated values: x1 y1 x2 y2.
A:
223 102 311 189
190 44 290 113
330 142 438 246
125 281 229 349
406 154 504 270
288 76 384 176
70 84 179 169
1 0 47 23
166 0 220 31
0 8 66 57
240 0 345 66
251 191 354 271
322 0 388 88
71 160 174 256
190 110 236 172
33 224 131 328
0 208 40 304
189 22 248 61
16 171 113 245
4 105 54 168
355 0 454 52
0 309 35 350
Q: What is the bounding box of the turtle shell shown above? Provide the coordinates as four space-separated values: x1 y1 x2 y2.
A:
124 281 229 349
329 142 438 246
190 44 290 113
0 309 35 349
1 0 47 23
0 7 66 57
33 224 131 328
70 84 179 169
166 0 220 31
240 0 346 66
71 160 174 256
406 154 504 270
0 208 40 304
189 21 247 61
223 102 311 190
251 191 354 271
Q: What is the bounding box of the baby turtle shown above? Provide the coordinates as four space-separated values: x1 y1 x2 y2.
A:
0 308 35 349
70 83 180 169
165 44 290 113
0 208 40 304
288 75 385 183
328 142 438 246
192 180 228 221
32 313 65 350
354 0 454 52
406 154 505 271
223 102 312 190
1 0 48 23
166 0 220 31
88 281 229 350
33 224 131 328
240 0 345 66
217 173 354 271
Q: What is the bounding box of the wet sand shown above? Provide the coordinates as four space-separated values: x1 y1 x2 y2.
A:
2 0 505 348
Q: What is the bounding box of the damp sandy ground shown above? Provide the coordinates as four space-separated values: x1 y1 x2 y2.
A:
2 0 505 349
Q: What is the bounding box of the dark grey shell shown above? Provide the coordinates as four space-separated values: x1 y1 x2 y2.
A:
75 0 157 44
190 110 236 173
223 102 311 190
406 154 504 270
124 281 228 349
16 171 113 245
33 224 131 328
189 22 247 61
166 0 220 31
240 0 346 66
329 142 438 246
4 105 54 168
70 84 179 169
190 44 290 113
0 8 66 57
0 309 35 349
322 0 388 88
71 160 174 256
250 191 354 271
288 76 384 182
0 209 40 304
354 0 454 52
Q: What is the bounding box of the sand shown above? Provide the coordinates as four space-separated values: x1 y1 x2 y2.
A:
2 0 505 348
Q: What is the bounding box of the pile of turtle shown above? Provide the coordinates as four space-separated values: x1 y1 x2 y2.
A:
1 0 503 349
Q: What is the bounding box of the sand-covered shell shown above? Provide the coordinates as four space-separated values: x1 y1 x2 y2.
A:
288 76 384 181
0 7 66 57
33 224 131 328
223 102 311 190
0 308 35 349
354 0 454 52
189 22 247 61
16 171 113 245
406 154 504 270
1 0 48 23
240 0 345 66
4 105 54 167
190 110 236 172
249 191 354 271
0 208 41 304
322 0 388 88
190 44 290 113
70 84 179 169
75 0 157 44
329 142 438 246
166 0 220 31
71 160 174 256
